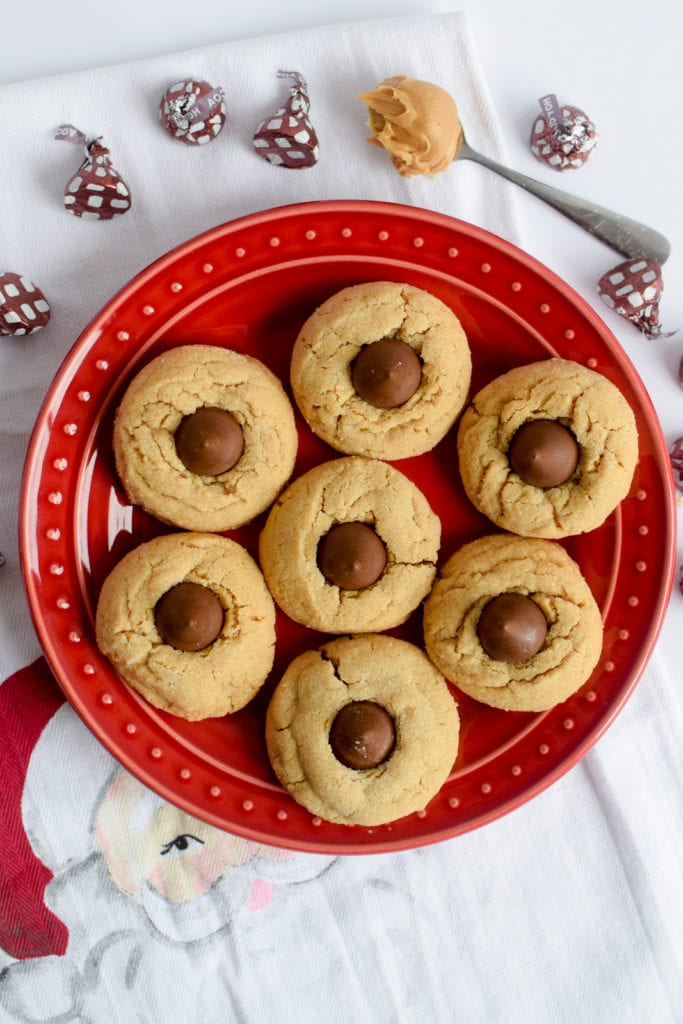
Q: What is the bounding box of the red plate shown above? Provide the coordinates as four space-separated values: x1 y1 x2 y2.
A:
19 201 676 853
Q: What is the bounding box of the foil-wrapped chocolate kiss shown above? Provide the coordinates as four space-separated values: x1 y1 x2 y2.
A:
252 71 319 168
597 258 673 339
55 124 132 220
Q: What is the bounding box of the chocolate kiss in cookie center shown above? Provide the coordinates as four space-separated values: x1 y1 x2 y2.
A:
317 521 387 590
329 700 396 769
477 592 548 663
154 581 225 652
351 337 422 409
508 418 579 488
175 406 244 476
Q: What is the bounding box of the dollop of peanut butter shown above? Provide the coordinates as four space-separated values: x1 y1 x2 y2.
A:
358 75 462 178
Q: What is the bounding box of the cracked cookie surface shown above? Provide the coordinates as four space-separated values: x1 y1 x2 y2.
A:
290 281 471 460
423 534 603 712
95 532 276 720
456 358 638 537
265 634 460 825
258 455 441 633
113 344 298 532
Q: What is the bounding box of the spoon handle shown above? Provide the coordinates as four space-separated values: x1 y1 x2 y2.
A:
458 141 670 265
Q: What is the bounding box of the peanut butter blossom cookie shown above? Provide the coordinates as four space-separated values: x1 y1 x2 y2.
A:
113 344 298 532
457 358 638 537
265 635 459 826
95 532 276 721
258 455 441 633
290 281 471 460
423 534 603 712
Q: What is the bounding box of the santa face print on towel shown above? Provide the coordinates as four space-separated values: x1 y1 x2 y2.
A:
0 664 340 1022
0 658 465 1024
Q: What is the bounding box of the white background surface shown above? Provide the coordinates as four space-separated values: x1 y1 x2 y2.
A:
3 0 680 662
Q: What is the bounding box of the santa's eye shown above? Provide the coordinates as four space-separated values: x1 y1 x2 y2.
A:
160 834 205 856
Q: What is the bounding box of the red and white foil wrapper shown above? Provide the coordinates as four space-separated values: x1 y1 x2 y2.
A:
669 437 683 493
669 442 683 594
530 95 597 170
252 71 319 168
597 258 671 339
56 126 132 220
159 80 226 145
0 272 51 337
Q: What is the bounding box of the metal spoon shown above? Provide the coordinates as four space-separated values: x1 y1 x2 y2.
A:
456 130 671 265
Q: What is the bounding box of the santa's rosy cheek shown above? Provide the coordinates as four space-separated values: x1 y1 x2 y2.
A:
149 847 234 901
245 878 275 911
148 864 166 894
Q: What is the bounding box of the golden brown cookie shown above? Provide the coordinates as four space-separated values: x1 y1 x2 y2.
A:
423 533 603 712
457 358 638 538
258 455 441 633
95 532 276 720
113 344 298 532
290 281 471 460
265 634 459 826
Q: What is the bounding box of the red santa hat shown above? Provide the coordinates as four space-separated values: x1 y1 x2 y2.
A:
0 658 67 959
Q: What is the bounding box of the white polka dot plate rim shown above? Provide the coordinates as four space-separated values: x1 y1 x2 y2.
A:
18 200 676 854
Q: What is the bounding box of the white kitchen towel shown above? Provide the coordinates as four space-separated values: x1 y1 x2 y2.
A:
0 12 681 1024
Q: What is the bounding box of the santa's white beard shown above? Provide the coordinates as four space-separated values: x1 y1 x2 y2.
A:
0 844 451 1024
